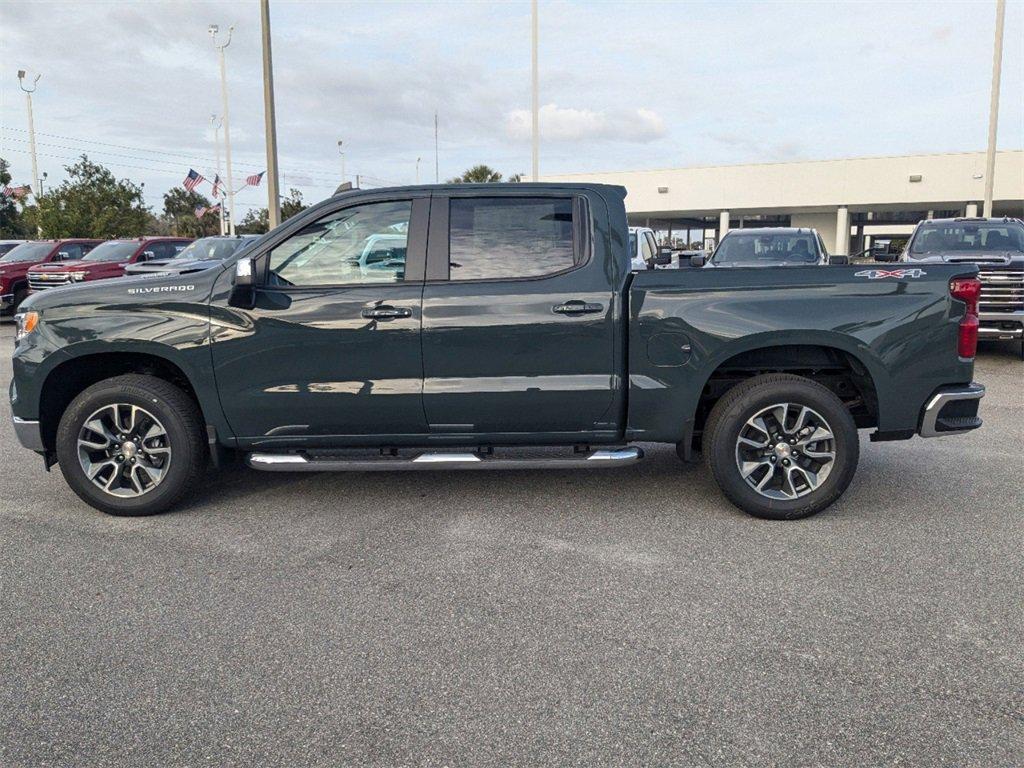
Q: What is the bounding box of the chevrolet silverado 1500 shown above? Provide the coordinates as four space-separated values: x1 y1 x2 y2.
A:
11 184 984 520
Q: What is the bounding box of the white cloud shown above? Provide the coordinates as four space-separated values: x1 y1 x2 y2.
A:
506 104 666 144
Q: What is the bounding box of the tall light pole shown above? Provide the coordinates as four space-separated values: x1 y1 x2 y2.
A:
260 0 281 229
17 70 41 197
210 24 236 235
211 114 225 235
434 112 439 182
337 140 345 184
983 0 1006 218
416 157 421 184
531 0 539 182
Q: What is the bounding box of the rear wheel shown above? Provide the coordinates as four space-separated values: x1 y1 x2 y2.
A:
55 375 207 516
703 373 859 520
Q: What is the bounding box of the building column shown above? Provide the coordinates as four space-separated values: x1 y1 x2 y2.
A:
965 202 979 217
719 210 730 239
835 206 850 255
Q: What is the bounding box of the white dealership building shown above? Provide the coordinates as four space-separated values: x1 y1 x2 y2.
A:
542 150 1024 254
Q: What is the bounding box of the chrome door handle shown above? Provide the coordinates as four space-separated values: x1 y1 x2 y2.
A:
553 301 604 315
361 306 413 319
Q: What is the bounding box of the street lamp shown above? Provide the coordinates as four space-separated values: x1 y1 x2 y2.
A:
17 69 42 198
416 157 421 185
211 114 225 235
210 23 236 235
337 140 345 184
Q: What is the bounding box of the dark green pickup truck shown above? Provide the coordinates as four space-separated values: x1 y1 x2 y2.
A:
10 184 985 520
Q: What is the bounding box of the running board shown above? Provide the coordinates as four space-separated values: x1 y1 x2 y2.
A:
246 446 643 472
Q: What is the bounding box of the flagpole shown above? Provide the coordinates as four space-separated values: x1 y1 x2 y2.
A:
210 24 236 236
211 114 225 236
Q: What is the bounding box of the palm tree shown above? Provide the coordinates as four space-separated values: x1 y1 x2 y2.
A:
447 164 503 184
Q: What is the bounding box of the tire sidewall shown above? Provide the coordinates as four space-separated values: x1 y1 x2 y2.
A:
710 379 859 520
56 379 197 516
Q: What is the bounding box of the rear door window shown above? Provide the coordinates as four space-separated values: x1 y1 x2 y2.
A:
447 197 577 281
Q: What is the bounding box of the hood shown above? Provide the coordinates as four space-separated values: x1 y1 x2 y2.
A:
907 251 1024 267
30 259 128 274
125 258 224 276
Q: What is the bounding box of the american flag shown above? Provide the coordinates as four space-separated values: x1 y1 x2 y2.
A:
246 171 265 187
195 202 220 218
211 174 222 198
2 184 30 199
183 169 205 191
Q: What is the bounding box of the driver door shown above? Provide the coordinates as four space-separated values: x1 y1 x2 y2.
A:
210 194 429 446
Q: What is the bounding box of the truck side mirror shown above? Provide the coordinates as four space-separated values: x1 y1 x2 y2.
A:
229 257 257 308
653 247 673 266
875 251 899 263
830 254 849 265
690 254 706 268
142 250 156 261
57 251 70 260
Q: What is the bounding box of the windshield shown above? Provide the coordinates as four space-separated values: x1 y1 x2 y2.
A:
82 241 139 262
713 232 819 265
909 222 1024 257
0 242 54 263
171 237 247 262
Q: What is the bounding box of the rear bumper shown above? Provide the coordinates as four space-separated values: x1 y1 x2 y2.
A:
978 310 1023 339
12 416 44 452
918 383 985 438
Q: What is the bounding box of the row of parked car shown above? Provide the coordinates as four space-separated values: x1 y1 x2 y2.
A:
0 235 259 314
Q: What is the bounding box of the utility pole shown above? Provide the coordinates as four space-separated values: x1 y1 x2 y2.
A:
260 0 281 229
211 114 225 235
337 140 345 184
531 0 539 182
416 157 421 184
434 112 439 183
210 24 236 235
983 0 1006 218
17 70 41 197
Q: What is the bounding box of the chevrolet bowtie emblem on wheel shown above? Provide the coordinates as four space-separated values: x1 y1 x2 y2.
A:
854 268 927 279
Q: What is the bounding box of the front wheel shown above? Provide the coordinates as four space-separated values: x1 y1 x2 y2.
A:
55 375 207 516
703 373 859 520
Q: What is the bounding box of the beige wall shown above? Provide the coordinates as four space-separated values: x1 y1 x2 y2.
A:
790 212 839 249
542 150 1024 217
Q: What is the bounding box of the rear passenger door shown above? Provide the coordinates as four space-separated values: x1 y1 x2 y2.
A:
420 191 620 440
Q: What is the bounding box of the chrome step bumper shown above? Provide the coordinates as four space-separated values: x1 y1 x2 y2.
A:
919 383 985 438
247 446 643 472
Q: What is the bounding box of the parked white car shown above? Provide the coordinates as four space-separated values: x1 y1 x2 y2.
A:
628 227 673 270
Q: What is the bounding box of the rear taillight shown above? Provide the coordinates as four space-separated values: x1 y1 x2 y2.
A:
950 277 981 359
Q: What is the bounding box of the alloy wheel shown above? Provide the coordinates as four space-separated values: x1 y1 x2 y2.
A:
76 403 172 498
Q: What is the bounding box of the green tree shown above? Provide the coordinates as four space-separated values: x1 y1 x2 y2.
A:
447 164 503 184
0 158 29 237
162 187 220 237
22 156 150 238
238 188 308 234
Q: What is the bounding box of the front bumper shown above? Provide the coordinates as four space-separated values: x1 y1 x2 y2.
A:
12 416 44 452
919 383 985 438
978 311 1023 340
0 293 12 310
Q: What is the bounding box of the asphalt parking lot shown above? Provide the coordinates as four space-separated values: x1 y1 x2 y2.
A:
1 320 1021 768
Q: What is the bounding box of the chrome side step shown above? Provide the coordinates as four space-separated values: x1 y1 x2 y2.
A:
247 446 643 472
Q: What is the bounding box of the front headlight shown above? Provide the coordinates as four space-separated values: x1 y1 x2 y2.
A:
14 311 39 344
69 271 89 281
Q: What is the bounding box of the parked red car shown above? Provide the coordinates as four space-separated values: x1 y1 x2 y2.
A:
1 239 103 313
27 237 192 294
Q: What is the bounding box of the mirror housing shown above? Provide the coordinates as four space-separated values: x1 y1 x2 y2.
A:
653 248 673 266
57 251 70 260
229 257 257 308
142 250 156 261
830 254 849 265
690 254 706 268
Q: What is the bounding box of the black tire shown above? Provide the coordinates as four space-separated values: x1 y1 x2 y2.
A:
12 286 28 314
55 374 207 516
703 373 859 520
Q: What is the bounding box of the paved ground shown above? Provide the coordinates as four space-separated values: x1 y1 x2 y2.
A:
1 320 1021 767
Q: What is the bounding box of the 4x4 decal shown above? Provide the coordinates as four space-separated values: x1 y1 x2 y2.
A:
854 268 927 279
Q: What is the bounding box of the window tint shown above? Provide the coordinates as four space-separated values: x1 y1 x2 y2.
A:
448 197 576 281
267 200 411 287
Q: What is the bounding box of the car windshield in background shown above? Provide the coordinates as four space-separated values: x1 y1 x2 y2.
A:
171 238 247 262
0 242 53 263
82 242 139 262
909 222 1024 257
714 233 818 265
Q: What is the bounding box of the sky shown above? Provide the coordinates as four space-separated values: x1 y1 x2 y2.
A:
1 0 1022 218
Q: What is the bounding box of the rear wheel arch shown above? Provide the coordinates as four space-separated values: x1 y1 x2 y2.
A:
685 341 883 455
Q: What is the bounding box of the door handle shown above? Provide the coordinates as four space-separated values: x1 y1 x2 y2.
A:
361 306 413 319
552 301 604 315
